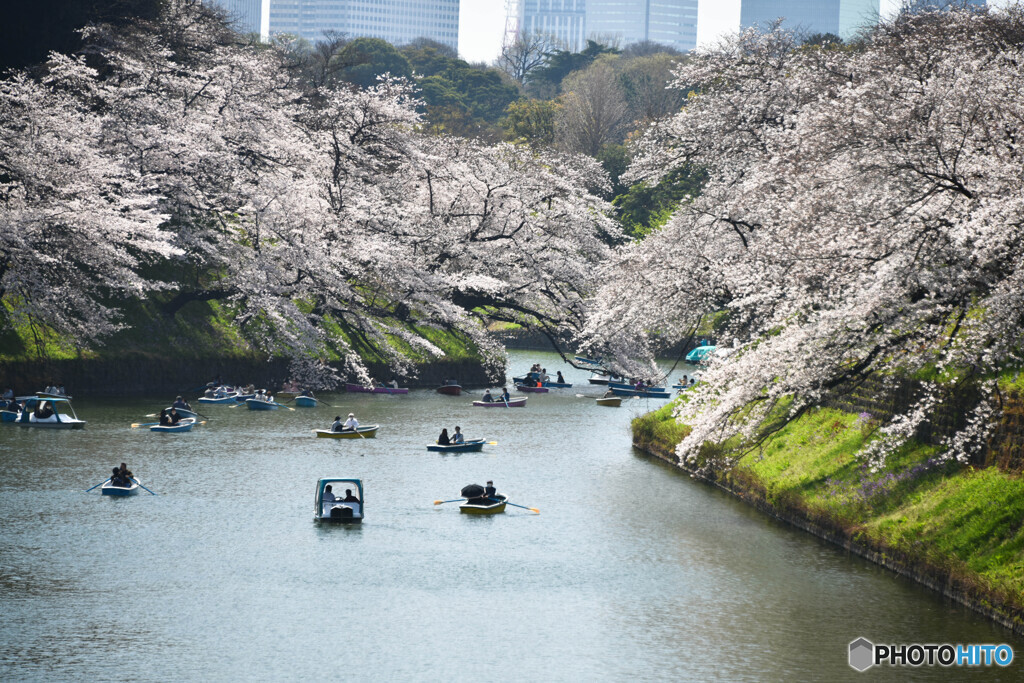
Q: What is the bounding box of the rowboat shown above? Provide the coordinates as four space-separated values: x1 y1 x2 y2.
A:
427 438 486 453
460 495 506 515
472 397 527 408
246 398 279 411
574 356 602 365
164 407 198 419
101 479 140 496
150 418 196 433
608 381 667 392
313 425 379 439
609 387 671 399
686 345 717 363
294 396 318 407
514 384 548 393
345 383 409 395
542 381 573 388
588 373 612 385
198 394 239 405
314 478 363 523
437 382 462 396
14 397 86 429
596 397 621 407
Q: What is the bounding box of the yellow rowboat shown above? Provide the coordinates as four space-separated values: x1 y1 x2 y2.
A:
313 425 379 439
595 397 621 407
459 496 506 515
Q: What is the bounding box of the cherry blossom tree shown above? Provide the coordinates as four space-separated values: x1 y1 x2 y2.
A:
1 0 619 383
584 6 1024 469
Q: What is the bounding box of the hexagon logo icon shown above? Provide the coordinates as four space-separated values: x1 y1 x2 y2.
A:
849 637 875 672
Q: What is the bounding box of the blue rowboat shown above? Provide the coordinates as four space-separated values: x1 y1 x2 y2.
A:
101 480 140 496
198 394 238 405
427 438 486 453
542 381 573 388
574 356 602 365
246 398 279 411
150 418 195 433
164 407 197 419
609 387 671 399
608 381 667 392
294 396 318 407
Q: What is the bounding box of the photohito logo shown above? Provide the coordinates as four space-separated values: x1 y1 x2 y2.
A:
849 638 1014 671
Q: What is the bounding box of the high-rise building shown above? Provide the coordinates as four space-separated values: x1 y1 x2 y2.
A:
519 0 587 52
739 1 881 40
207 0 269 39
268 0 460 51
518 0 698 53
587 0 698 51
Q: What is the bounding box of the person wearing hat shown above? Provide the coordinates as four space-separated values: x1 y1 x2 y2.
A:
483 480 496 499
172 395 191 411
331 415 344 432
342 413 359 432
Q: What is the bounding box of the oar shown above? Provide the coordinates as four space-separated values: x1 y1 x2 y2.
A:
130 478 156 495
131 421 160 428
491 497 539 514
486 441 498 445
272 402 295 411
85 478 111 492
433 498 466 505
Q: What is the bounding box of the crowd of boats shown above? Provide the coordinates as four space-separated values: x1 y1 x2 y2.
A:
4 354 707 515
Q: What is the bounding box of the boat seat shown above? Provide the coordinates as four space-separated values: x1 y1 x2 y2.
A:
324 503 361 518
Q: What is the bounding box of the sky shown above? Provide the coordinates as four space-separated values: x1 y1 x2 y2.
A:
457 0 1010 64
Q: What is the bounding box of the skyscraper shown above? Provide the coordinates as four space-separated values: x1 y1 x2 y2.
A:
206 0 269 39
268 0 460 51
518 0 587 52
739 1 880 40
518 0 698 53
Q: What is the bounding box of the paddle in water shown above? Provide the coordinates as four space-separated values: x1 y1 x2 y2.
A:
85 478 111 492
433 498 466 505
490 497 539 514
130 478 157 495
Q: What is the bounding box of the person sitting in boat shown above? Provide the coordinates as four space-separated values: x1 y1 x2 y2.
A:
34 401 54 420
342 489 359 503
556 371 565 384
438 428 450 445
169 408 182 425
172 396 191 411
634 379 645 392
2 388 13 401
331 415 344 432
389 378 399 389
499 387 511 402
57 384 66 395
540 368 550 382
118 463 133 485
484 480 497 499
342 413 359 431
482 389 494 403
452 426 464 444
323 485 337 502
159 409 171 426
110 466 128 488
603 388 616 398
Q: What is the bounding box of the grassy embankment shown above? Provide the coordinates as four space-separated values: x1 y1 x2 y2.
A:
632 373 1024 629
0 297 481 366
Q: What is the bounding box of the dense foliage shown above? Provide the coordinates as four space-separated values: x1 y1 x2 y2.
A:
585 7 1024 469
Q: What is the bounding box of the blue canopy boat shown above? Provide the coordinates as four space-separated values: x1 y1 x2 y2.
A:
294 395 318 407
427 438 486 453
13 397 86 429
314 478 363 523
686 345 717 363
